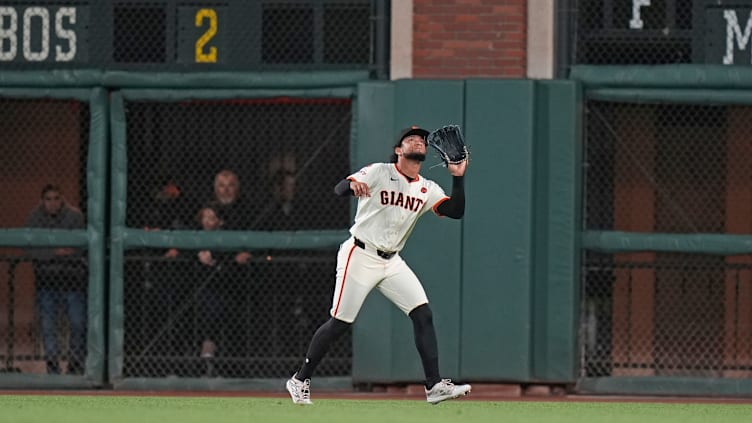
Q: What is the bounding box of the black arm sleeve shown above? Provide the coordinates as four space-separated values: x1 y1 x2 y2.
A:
334 178 354 197
436 176 465 219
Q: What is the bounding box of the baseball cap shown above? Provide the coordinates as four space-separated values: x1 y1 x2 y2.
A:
396 126 430 146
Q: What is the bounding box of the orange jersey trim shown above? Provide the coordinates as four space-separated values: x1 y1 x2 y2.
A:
393 163 420 182
432 196 451 216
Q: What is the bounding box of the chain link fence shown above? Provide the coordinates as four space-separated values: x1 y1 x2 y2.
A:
122 249 346 378
582 100 752 378
121 96 353 379
124 98 352 231
584 101 736 234
583 251 752 378
572 0 694 66
0 97 90 375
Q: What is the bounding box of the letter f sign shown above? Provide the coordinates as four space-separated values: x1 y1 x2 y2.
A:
630 0 651 30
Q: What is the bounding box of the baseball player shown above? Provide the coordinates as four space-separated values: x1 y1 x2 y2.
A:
286 126 470 405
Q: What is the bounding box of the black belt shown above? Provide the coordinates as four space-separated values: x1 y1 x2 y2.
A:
353 237 396 260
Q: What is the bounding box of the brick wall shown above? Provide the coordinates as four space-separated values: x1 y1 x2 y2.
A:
412 0 526 78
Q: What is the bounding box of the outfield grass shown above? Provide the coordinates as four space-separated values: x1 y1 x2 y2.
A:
2 395 752 423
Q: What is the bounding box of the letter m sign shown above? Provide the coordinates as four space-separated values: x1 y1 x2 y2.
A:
722 9 752 65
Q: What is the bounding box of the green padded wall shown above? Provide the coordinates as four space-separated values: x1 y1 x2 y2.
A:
531 81 581 382
352 79 581 385
461 80 536 381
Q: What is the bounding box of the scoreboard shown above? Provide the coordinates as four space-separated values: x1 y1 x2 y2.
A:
0 0 377 71
705 2 752 65
11 1 752 71
573 0 752 66
0 5 87 64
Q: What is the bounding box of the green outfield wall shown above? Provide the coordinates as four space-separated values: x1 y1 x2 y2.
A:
352 79 581 385
4 68 752 396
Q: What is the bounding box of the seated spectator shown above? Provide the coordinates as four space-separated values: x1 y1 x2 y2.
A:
207 169 252 264
25 184 87 375
164 169 252 260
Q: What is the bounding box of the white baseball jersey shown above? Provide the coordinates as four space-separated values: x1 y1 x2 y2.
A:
329 162 450 323
347 163 449 252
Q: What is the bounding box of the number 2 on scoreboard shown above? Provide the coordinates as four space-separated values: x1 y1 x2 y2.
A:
195 8 217 63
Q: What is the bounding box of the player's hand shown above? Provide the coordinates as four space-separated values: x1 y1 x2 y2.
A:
447 159 467 176
350 181 370 197
235 251 252 265
198 250 215 266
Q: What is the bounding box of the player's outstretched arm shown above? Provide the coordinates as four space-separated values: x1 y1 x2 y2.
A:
334 178 370 197
447 159 467 176
334 178 353 196
436 176 465 219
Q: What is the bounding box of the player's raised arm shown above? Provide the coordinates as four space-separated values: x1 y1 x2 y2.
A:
333 178 352 196
447 159 468 177
334 178 370 197
435 175 465 219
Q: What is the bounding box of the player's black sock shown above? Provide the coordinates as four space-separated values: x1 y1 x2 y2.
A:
409 304 441 389
296 317 351 380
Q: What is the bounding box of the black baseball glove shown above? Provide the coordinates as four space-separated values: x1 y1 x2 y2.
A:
426 125 469 166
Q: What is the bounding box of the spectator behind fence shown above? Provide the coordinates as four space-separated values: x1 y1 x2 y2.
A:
24 184 87 375
164 169 253 261
190 205 234 372
207 169 252 264
160 170 256 375
145 178 191 231
256 152 307 230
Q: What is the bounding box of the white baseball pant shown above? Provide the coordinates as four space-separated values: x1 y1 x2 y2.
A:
329 237 429 323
